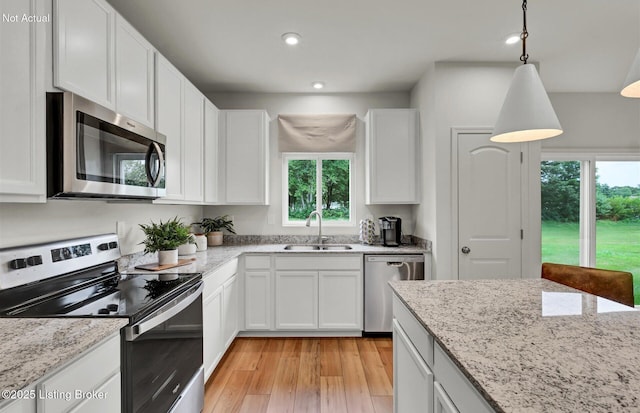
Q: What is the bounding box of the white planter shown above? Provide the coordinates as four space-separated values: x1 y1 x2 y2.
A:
178 234 197 255
207 231 223 246
158 249 178 265
194 234 207 251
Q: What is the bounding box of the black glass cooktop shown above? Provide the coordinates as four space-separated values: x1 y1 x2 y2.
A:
0 262 201 322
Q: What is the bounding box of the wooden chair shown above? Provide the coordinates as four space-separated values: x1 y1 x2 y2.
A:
541 263 635 307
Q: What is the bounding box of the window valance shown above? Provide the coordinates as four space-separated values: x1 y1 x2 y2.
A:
277 114 356 152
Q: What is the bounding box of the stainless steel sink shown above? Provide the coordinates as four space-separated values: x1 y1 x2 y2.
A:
283 244 353 251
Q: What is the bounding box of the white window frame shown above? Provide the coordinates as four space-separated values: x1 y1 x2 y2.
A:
541 151 640 267
282 153 355 227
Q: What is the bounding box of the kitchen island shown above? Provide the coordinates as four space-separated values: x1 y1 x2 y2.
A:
390 279 640 413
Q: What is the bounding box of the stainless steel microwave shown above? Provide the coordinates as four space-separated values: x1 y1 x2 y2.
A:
46 92 166 200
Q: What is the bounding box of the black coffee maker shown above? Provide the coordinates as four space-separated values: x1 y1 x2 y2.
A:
379 216 402 246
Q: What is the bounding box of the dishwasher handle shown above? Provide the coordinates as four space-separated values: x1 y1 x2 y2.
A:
365 255 424 263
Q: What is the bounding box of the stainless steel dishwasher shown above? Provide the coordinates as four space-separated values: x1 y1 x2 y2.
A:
364 254 425 334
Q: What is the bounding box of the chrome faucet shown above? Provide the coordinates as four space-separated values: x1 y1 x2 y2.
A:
305 210 322 245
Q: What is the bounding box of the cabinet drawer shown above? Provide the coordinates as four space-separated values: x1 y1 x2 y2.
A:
275 255 361 271
203 258 238 297
68 373 121 413
38 333 120 413
433 344 494 413
245 255 271 269
393 294 434 367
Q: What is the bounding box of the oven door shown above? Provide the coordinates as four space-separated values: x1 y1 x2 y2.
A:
122 282 203 413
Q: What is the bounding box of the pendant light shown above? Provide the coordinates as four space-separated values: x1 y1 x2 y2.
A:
621 48 640 98
491 0 563 143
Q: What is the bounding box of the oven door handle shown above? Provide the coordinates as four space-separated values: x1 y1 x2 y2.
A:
124 282 203 341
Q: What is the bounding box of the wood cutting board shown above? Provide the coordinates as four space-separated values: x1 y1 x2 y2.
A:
134 258 196 272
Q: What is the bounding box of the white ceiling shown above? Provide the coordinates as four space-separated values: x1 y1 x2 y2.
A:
107 0 640 94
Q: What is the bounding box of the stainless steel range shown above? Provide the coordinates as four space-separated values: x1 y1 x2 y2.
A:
0 234 204 413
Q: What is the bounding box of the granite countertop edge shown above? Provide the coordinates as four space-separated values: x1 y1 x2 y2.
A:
0 318 128 403
390 287 504 413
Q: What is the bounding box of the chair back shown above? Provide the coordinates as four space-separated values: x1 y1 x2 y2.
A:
541 263 634 307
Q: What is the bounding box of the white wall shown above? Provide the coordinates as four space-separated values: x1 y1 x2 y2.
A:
204 92 415 237
410 63 640 280
0 201 202 254
410 62 520 279
545 93 640 151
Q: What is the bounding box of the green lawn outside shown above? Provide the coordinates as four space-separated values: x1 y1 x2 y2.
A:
541 220 640 305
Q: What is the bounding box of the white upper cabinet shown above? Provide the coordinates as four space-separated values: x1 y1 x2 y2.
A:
54 0 155 126
182 81 204 203
220 110 270 205
204 100 220 204
54 0 116 109
365 109 420 204
114 15 155 127
154 54 205 204
154 54 184 201
0 0 48 203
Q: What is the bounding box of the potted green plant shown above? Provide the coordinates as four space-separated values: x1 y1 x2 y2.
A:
196 215 236 246
139 217 193 265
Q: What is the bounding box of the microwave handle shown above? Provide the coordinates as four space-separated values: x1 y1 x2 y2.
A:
145 142 165 187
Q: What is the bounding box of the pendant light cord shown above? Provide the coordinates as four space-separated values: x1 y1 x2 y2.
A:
520 0 529 64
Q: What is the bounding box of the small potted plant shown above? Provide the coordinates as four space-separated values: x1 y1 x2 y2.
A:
139 217 193 265
196 215 236 246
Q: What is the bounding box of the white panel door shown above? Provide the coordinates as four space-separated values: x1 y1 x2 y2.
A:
393 319 434 413
182 82 204 203
0 0 46 203
318 270 362 329
457 132 522 279
115 15 154 127
203 284 223 380
154 54 184 200
222 274 238 349
275 271 317 329
245 271 272 330
54 0 115 108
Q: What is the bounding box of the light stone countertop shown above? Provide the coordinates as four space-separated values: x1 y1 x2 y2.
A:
123 242 429 276
389 279 640 413
0 242 426 402
0 318 128 401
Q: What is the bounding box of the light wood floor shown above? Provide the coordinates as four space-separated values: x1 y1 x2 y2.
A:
204 337 393 413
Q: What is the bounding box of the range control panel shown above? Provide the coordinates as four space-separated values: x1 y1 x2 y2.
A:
0 234 121 290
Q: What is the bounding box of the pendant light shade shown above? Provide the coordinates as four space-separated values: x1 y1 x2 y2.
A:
491 0 562 143
491 64 563 143
621 48 640 98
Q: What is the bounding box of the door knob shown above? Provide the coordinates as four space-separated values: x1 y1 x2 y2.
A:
461 246 471 254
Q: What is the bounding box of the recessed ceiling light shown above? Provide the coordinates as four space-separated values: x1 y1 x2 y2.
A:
282 32 301 46
312 81 325 90
505 34 520 45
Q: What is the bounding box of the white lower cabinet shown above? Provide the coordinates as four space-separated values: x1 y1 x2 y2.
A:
434 382 459 413
393 319 434 413
203 284 223 380
318 270 362 329
202 258 239 380
222 274 238 348
0 388 36 413
245 270 272 330
244 254 362 333
37 333 121 413
275 271 318 330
